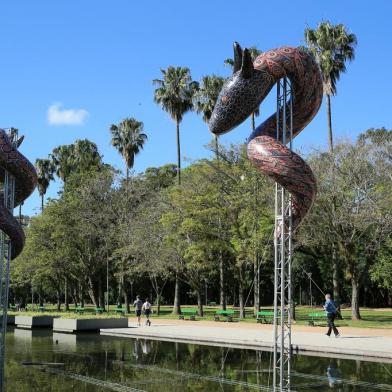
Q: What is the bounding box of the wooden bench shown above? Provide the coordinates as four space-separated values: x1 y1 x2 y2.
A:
307 312 326 326
75 307 85 314
214 310 236 322
208 302 217 306
256 310 274 324
179 309 197 320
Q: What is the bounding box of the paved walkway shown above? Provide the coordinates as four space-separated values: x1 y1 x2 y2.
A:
100 319 392 362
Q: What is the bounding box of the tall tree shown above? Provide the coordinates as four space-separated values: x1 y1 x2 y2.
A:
51 139 102 182
194 75 226 156
153 66 198 315
224 46 262 131
153 66 198 186
305 21 357 152
110 117 148 180
35 159 54 211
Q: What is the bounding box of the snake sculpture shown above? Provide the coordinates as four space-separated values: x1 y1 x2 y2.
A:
0 129 37 259
209 43 323 231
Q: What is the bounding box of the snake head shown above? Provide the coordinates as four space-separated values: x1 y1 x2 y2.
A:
209 42 269 136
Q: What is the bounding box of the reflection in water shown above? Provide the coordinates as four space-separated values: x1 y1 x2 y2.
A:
327 360 342 388
4 328 392 391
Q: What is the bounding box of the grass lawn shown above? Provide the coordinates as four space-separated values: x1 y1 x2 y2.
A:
9 304 392 328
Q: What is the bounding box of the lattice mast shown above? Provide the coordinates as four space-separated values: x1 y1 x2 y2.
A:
0 129 17 390
272 77 293 391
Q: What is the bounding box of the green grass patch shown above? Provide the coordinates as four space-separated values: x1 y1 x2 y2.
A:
8 311 126 319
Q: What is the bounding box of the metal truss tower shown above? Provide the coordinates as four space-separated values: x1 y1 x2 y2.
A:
0 129 17 390
273 77 293 392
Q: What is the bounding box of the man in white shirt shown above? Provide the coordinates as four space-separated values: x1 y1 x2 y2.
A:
142 298 152 326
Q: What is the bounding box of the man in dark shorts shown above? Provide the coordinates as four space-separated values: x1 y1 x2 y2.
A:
142 298 152 326
324 293 340 338
133 295 143 326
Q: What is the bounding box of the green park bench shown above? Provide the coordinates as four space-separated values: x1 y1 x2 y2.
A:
208 302 217 306
115 307 126 315
38 306 46 312
307 312 327 326
9 305 17 311
214 309 236 322
75 306 85 314
95 307 104 315
256 310 274 324
179 308 197 321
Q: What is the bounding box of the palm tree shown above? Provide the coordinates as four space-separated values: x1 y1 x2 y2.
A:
305 21 357 152
194 75 226 156
35 159 54 211
153 66 198 315
51 139 102 182
225 46 262 130
153 66 198 186
110 118 148 180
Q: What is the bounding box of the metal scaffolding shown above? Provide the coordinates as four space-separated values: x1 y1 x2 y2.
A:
0 129 17 390
273 77 293 392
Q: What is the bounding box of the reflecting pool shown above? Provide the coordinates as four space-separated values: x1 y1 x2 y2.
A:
4 328 392 391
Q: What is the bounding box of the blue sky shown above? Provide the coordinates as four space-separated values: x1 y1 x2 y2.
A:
0 0 391 216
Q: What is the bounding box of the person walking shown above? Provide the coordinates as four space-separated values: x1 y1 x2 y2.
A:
133 295 143 326
142 298 152 326
323 293 340 338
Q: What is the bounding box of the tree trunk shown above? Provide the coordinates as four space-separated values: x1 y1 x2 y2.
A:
196 289 203 316
219 250 226 310
214 134 219 159
64 278 69 311
98 279 105 309
117 274 123 307
351 274 361 320
87 277 98 307
326 94 333 152
176 119 181 186
41 194 44 212
56 289 61 311
332 243 341 303
123 281 130 313
254 253 260 315
156 294 161 316
239 265 245 319
172 271 181 315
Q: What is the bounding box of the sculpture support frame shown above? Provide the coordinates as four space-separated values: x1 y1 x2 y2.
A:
0 130 17 391
273 77 293 392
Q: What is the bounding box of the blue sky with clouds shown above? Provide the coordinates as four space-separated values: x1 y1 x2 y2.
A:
0 0 391 216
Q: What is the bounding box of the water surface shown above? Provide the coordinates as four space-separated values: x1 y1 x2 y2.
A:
5 328 392 391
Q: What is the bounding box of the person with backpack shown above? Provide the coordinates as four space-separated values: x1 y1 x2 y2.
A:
142 298 152 326
323 293 340 337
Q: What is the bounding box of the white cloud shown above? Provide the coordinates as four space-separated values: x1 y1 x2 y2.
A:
47 103 89 125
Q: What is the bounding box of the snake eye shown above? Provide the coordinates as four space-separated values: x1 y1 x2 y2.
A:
221 96 229 104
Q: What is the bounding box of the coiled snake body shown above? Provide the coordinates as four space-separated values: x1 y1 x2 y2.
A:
0 129 37 259
209 43 323 231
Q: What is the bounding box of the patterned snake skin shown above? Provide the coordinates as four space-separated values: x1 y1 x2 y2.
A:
209 43 323 231
0 129 37 259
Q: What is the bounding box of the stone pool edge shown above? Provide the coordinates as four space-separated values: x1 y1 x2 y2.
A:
100 328 392 363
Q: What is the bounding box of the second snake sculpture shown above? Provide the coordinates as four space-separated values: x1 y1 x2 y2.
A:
209 43 323 231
